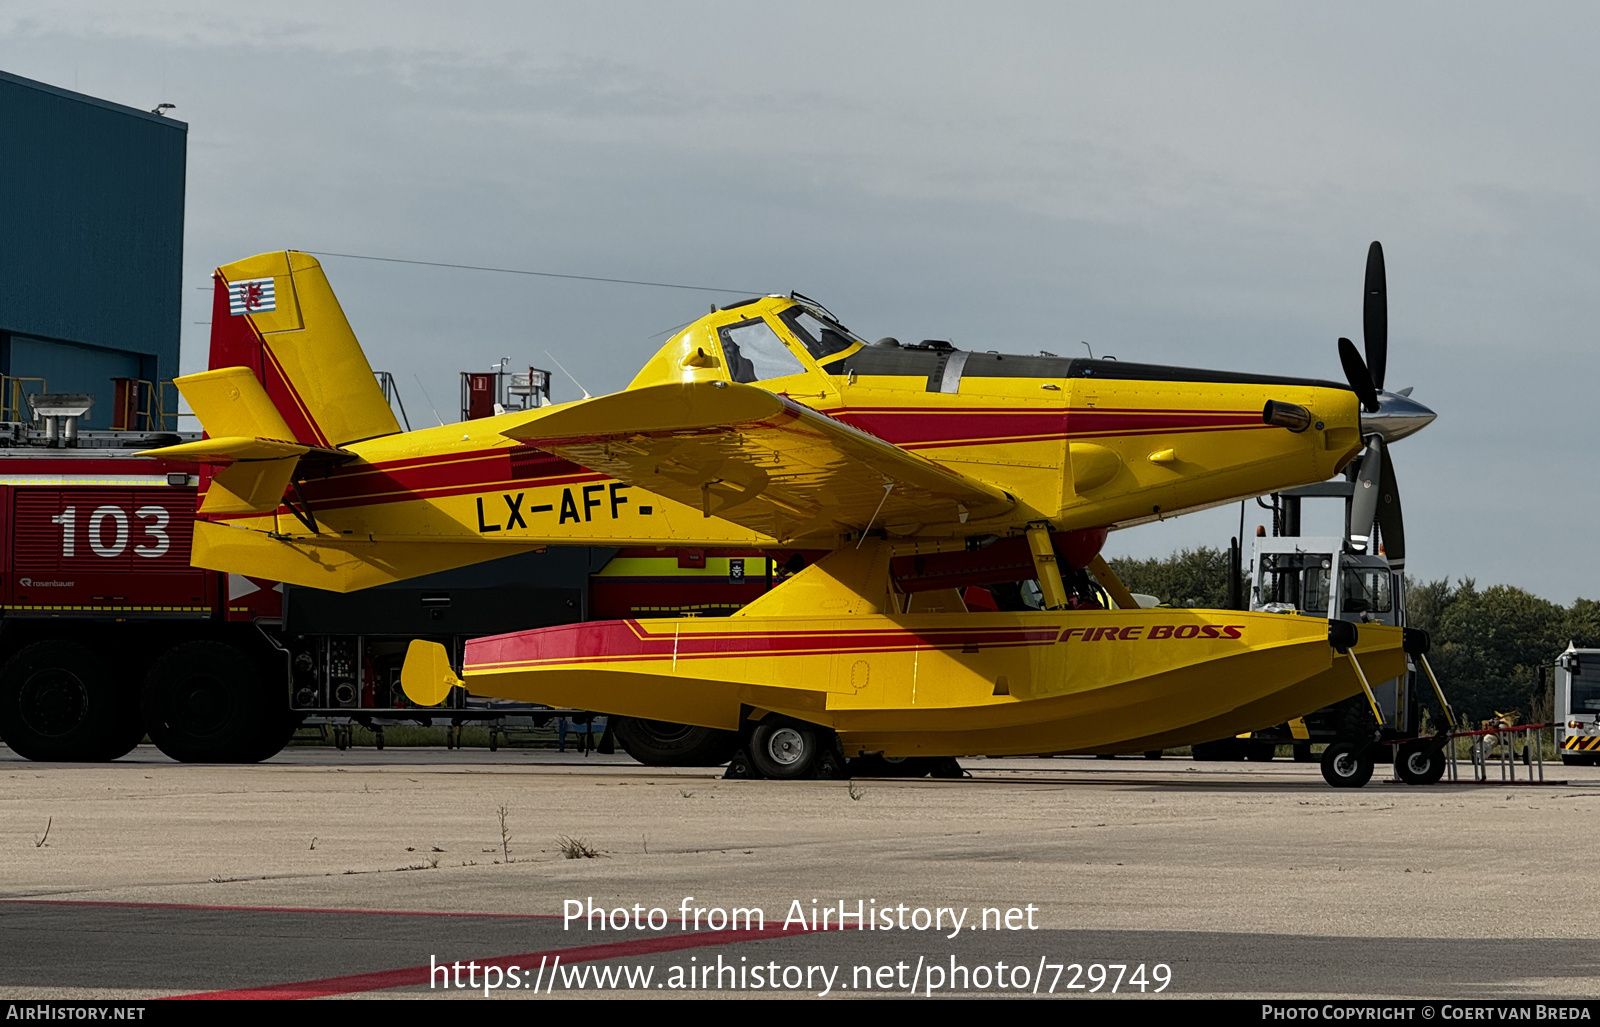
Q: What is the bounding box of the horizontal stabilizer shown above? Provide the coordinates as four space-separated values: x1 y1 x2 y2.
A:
140 435 309 463
138 433 334 516
505 382 1014 541
169 366 300 443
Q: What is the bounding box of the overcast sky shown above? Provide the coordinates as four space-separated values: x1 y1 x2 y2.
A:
3 2 1596 601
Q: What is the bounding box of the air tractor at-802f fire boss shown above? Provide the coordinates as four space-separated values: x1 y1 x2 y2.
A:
153 245 1439 777
0 380 784 766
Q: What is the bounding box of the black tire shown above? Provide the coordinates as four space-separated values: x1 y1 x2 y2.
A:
851 754 932 778
1143 750 1165 760
1320 741 1375 788
747 719 822 779
0 641 141 761
1394 740 1446 786
1245 741 1276 762
1192 739 1246 761
1561 753 1596 767
141 641 286 763
612 718 741 767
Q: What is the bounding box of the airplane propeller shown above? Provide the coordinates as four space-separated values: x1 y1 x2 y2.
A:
1336 242 1430 569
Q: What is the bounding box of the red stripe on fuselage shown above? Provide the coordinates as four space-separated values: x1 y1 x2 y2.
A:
830 406 1263 449
466 619 1062 670
210 404 1272 521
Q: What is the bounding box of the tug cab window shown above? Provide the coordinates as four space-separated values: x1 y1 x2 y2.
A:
1301 567 1392 615
779 305 864 361
718 318 806 384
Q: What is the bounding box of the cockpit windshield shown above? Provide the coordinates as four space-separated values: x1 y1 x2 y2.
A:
779 301 866 361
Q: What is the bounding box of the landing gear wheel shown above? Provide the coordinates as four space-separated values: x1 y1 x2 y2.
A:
748 720 821 779
613 718 741 767
1143 750 1165 760
1245 742 1276 762
1394 740 1446 785
141 641 283 763
0 641 140 761
1320 741 1375 788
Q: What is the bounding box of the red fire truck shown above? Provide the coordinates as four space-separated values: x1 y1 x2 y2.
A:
0 378 804 766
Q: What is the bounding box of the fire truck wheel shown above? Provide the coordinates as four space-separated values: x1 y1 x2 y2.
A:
611 718 741 767
1319 741 1375 788
0 641 137 761
1394 740 1446 785
141 641 281 763
747 719 822 779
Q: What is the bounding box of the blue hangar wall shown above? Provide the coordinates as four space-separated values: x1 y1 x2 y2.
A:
0 69 186 428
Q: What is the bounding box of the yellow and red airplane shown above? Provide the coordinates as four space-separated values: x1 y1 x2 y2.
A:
149 249 1434 776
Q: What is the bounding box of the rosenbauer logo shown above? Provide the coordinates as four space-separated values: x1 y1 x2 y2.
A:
1061 624 1244 641
17 578 74 588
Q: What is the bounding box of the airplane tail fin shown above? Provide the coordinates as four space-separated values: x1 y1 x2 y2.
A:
202 250 401 448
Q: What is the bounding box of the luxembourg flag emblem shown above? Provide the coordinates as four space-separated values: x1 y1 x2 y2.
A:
228 277 276 316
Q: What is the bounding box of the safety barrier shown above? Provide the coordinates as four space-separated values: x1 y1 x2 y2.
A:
1445 722 1550 783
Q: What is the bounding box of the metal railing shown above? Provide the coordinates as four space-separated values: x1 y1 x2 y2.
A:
0 376 47 422
1446 722 1550 783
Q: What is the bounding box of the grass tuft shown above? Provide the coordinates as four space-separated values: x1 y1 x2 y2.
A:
557 835 603 860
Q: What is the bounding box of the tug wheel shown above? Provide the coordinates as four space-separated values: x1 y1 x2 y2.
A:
748 720 821 779
1245 742 1277 762
852 754 937 778
613 718 741 767
1320 741 1375 788
1395 740 1446 786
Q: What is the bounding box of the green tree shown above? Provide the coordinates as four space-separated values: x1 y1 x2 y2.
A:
1107 546 1244 609
1404 577 1572 725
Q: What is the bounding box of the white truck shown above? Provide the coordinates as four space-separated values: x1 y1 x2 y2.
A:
1555 646 1600 765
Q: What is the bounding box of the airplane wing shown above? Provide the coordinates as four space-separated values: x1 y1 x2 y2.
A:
504 382 1015 541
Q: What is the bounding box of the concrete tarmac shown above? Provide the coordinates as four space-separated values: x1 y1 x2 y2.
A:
2 743 1596 1000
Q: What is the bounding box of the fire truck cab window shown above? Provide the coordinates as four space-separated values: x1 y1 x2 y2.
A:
718 319 806 384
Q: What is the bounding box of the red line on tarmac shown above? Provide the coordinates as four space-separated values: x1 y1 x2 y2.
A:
169 925 807 999
0 898 557 920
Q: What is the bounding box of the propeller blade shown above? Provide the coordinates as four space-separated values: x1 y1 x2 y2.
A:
1374 438 1404 567
1348 439 1383 553
1363 241 1387 392
1338 337 1381 413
